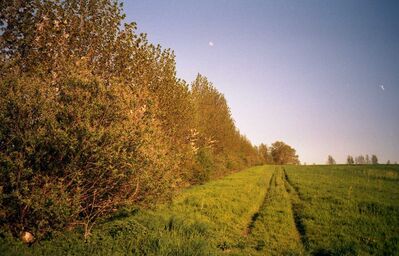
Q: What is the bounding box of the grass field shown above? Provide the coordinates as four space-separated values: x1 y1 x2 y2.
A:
1 165 398 255
284 165 399 255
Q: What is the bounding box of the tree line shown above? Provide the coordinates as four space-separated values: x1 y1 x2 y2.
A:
0 1 299 240
327 154 380 165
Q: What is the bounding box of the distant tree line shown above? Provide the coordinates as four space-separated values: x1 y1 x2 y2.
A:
0 1 300 240
326 154 380 165
348 154 378 165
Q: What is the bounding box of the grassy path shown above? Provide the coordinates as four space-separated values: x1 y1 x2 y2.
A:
236 167 305 255
283 168 308 249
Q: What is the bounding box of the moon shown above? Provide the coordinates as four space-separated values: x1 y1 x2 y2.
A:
208 41 214 47
379 85 385 91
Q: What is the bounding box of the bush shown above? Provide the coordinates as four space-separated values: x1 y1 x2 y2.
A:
191 148 215 184
0 71 176 238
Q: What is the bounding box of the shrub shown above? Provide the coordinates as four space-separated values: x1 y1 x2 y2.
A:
0 70 176 238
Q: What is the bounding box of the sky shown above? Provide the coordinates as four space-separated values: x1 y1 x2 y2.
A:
123 0 399 164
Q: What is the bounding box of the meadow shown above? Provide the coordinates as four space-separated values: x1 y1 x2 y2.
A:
1 164 398 255
284 165 399 255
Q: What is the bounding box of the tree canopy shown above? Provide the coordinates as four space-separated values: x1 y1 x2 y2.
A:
327 155 336 165
270 141 300 165
347 155 355 165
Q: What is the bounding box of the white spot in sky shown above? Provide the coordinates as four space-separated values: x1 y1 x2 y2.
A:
208 41 214 47
380 84 385 91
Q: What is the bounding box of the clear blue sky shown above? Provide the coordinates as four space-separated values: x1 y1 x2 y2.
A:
123 0 399 164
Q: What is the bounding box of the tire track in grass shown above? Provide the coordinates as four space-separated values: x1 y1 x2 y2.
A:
283 168 308 250
244 170 276 236
242 167 305 255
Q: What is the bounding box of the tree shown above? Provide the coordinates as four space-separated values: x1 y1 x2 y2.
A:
387 160 391 165
0 0 180 239
270 141 299 165
258 143 273 164
327 155 336 165
190 74 261 178
365 155 370 164
258 144 268 163
347 155 354 165
371 155 378 164
355 155 366 164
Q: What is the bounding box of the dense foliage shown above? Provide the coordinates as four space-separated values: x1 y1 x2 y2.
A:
270 141 300 165
0 0 272 239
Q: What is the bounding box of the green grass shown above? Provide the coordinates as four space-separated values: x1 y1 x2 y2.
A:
238 167 304 256
285 164 399 255
1 164 398 255
1 165 274 255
